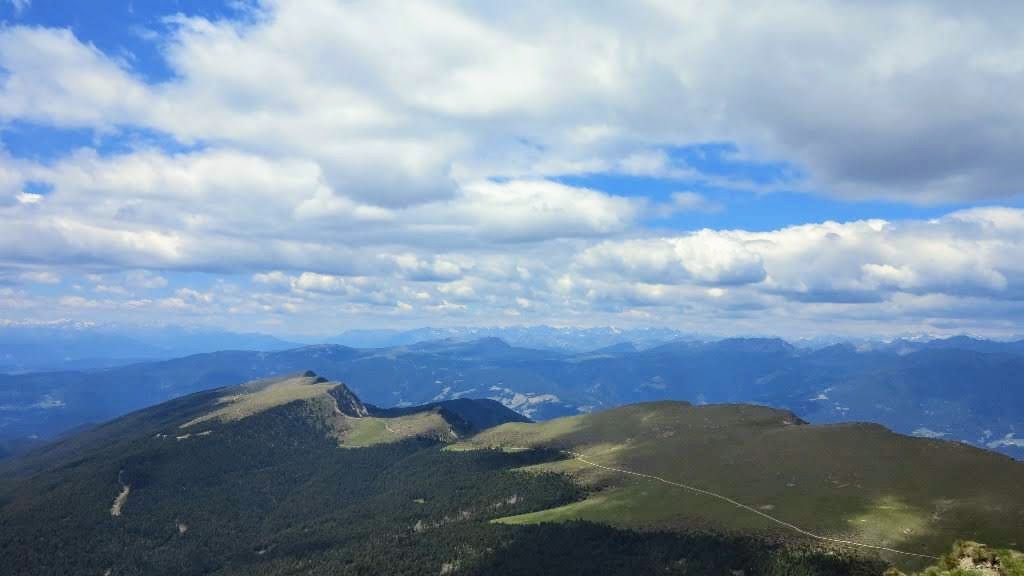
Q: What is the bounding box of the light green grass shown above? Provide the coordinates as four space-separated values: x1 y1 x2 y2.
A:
453 414 586 451
458 401 1024 570
846 496 930 547
341 418 393 447
181 375 336 429
341 412 454 448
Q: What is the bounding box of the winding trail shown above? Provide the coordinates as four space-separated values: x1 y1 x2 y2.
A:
110 469 131 517
560 449 941 561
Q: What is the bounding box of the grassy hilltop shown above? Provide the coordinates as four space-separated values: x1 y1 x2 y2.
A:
456 401 1024 570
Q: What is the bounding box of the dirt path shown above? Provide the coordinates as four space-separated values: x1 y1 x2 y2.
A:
110 486 130 516
564 450 940 561
110 470 130 517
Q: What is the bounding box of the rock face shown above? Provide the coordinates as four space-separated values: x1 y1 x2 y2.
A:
325 376 369 417
948 542 1020 576
887 541 1024 576
165 371 524 449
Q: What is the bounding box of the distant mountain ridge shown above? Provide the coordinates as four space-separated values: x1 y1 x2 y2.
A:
0 322 302 372
1 334 1022 459
327 325 699 351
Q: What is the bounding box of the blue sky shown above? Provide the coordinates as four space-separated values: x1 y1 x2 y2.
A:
1 0 246 80
1 0 1023 338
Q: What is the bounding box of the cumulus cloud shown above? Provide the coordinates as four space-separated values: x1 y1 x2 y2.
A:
6 202 1024 336
0 27 153 127
578 233 767 286
2 1 1023 202
17 270 59 284
124 270 168 290
0 148 649 279
390 254 463 282
1 1 1024 335
574 208 1024 304
410 179 642 243
25 148 389 232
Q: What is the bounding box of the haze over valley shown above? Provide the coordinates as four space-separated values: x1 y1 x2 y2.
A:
3 329 1023 460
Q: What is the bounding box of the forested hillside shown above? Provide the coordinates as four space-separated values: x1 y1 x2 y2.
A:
0 374 885 575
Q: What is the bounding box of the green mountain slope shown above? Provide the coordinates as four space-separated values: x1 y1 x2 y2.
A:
0 374 894 575
457 401 1024 570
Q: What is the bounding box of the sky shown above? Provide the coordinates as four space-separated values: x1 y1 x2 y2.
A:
1 0 1023 339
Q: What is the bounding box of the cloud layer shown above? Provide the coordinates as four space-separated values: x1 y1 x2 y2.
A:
4 1 1024 201
1 0 1023 336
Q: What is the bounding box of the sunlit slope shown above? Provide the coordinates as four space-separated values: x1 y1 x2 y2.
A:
170 372 530 448
0 371 526 484
456 401 1024 564
168 372 460 448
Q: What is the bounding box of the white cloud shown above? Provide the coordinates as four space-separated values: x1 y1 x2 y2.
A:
390 254 464 282
0 151 643 278
18 270 59 284
410 179 642 242
912 428 947 439
0 27 153 127
618 150 671 177
573 208 1024 306
1 2 1024 335
15 192 42 204
667 192 722 214
292 272 364 295
30 148 388 231
2 2 1023 202
579 232 767 286
124 270 168 290
6 0 30 15
252 271 290 287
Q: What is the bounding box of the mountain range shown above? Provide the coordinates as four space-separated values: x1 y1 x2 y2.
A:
327 326 699 351
0 322 301 373
0 323 703 373
1 335 1022 460
1 371 1021 575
